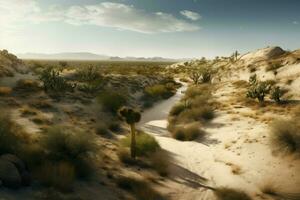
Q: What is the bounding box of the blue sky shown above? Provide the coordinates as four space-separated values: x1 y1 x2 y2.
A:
0 0 299 58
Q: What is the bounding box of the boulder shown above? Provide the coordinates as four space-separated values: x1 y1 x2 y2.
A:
0 159 22 188
0 154 26 172
0 154 31 186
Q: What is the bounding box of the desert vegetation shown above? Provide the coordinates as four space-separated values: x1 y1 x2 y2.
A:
168 83 215 141
1 45 300 200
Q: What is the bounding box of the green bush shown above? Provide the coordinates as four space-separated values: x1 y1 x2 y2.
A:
76 66 101 82
120 132 159 156
144 84 174 99
42 126 96 178
270 86 284 103
97 91 127 113
39 68 76 93
246 81 271 102
270 120 300 155
172 123 204 141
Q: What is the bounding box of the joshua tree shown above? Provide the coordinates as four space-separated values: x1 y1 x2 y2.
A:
118 107 141 159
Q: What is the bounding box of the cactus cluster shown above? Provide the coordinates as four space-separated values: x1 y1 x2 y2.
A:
39 68 76 93
246 74 285 103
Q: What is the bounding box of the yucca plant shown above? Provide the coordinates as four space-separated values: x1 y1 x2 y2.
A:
118 107 141 159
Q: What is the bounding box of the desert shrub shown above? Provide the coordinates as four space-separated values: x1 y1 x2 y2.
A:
29 100 53 110
179 106 215 122
37 161 75 192
270 86 284 103
107 121 121 132
116 176 165 200
270 119 300 155
117 147 135 164
39 68 76 93
76 66 101 82
199 65 213 83
42 126 96 178
14 79 41 92
97 91 127 113
246 81 271 102
120 132 159 157
0 112 22 154
214 187 252 200
0 86 12 96
188 65 213 84
149 150 170 176
189 71 201 84
169 103 186 116
144 84 175 99
184 85 211 99
95 122 111 136
172 123 204 141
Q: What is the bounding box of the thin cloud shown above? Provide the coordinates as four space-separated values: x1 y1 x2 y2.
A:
292 21 299 25
180 10 201 21
0 1 200 34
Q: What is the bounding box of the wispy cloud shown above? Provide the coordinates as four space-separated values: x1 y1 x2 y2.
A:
292 21 299 25
0 1 200 34
180 10 201 21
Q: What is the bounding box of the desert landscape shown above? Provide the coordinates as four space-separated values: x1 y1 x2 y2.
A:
1 0 300 199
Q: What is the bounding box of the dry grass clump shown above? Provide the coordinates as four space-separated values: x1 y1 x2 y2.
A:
172 123 205 141
14 79 41 92
0 111 28 155
36 161 75 192
20 106 38 116
41 126 96 179
29 99 53 110
116 176 165 200
0 86 12 96
233 80 249 88
168 84 215 141
214 187 252 200
269 119 300 155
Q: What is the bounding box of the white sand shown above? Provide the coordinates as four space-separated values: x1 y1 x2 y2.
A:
139 81 300 199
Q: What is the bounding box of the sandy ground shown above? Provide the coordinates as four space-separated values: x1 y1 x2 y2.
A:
139 81 300 200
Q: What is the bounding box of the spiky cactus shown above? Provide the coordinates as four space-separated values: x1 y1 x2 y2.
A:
270 86 284 103
118 107 141 159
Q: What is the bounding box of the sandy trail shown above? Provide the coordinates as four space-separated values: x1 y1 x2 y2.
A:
138 82 300 200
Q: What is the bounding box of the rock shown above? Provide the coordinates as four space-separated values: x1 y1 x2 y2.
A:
0 159 22 188
0 154 31 186
0 154 26 172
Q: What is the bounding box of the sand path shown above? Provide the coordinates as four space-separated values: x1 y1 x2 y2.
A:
138 81 300 200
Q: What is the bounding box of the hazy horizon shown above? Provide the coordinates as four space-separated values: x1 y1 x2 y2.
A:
1 0 300 59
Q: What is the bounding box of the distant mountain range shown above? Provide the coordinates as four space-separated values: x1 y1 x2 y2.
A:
17 52 184 62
